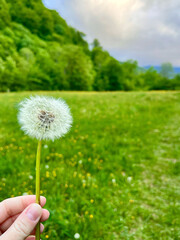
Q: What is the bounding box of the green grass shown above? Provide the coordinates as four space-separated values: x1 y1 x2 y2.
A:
0 91 180 240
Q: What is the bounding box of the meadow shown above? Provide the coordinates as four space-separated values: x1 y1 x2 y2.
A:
0 91 179 240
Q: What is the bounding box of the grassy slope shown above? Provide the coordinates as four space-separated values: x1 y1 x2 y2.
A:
0 91 179 240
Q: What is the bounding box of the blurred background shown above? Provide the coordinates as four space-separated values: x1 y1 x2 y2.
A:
0 1 179 240
0 0 180 92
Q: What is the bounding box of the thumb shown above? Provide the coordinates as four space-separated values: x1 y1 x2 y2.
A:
1 203 42 240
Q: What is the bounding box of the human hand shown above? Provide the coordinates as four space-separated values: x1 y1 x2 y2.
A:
0 195 50 240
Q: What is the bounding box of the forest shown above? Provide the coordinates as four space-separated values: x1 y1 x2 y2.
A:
0 0 180 91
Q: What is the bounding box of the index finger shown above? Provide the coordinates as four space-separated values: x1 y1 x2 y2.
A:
0 195 46 224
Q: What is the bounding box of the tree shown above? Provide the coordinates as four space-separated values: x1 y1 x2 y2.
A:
57 45 95 90
92 39 101 49
140 67 162 90
0 0 11 29
121 60 138 90
160 62 174 79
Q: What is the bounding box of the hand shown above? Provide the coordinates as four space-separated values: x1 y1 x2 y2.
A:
0 195 50 240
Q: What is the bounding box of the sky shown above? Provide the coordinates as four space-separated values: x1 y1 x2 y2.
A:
43 0 180 66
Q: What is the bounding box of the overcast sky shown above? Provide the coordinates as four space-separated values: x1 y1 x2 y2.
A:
43 0 180 66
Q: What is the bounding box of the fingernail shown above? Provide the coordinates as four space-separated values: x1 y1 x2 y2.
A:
26 203 41 221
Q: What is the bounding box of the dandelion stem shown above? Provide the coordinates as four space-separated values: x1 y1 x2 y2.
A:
35 140 42 240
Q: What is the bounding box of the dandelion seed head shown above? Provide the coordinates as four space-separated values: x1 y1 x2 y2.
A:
74 233 80 239
127 176 132 182
29 175 33 180
18 96 73 140
112 178 116 183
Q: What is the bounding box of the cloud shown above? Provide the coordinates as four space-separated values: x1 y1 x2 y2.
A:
43 0 180 66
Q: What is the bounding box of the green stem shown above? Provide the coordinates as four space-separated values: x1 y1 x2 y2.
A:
35 140 42 240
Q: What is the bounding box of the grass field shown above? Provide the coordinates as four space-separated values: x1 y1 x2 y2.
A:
0 91 179 240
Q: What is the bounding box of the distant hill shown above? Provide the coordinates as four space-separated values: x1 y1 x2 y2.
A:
144 66 180 74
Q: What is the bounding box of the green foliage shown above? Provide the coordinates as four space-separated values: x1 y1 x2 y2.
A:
0 0 11 29
0 91 180 239
0 0 179 92
54 45 95 90
160 62 174 79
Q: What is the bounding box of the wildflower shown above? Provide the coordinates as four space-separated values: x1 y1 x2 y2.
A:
112 179 116 183
89 214 93 219
74 233 80 239
18 96 73 140
45 164 49 169
46 171 50 178
127 177 132 182
129 199 134 203
44 144 48 149
18 95 73 240
29 175 33 180
90 199 94 203
52 170 56 177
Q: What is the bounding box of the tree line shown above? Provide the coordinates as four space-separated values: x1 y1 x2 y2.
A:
0 0 179 92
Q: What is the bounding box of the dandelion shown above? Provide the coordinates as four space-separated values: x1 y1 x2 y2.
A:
18 95 72 240
74 233 80 239
112 178 116 183
121 171 126 176
127 177 132 182
18 96 72 140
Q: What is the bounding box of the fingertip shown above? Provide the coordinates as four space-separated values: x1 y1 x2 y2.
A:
40 196 46 206
26 203 42 222
41 209 50 222
40 223 44 233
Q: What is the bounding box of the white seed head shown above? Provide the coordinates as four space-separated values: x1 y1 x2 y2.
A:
127 176 132 182
74 233 80 239
18 96 73 141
